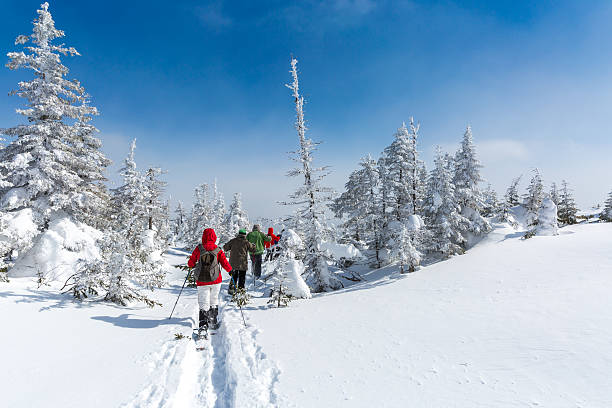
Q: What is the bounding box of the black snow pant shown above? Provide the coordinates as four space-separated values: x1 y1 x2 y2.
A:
251 254 262 278
230 270 246 289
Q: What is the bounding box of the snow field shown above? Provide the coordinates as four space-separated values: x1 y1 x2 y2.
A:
247 222 612 407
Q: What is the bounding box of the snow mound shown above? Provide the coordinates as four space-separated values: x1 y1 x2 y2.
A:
281 259 312 299
319 240 364 261
534 197 559 236
10 216 101 282
0 208 39 260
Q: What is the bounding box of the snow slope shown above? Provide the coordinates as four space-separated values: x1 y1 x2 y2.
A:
248 222 612 407
0 248 279 408
1 223 611 407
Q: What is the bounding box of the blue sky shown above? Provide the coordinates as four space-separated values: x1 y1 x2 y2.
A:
1 0 611 219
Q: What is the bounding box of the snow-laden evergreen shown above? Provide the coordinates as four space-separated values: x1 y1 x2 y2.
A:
602 189 612 222
144 166 170 249
424 148 468 257
332 155 385 267
505 176 522 207
482 183 500 217
284 57 340 292
550 182 560 206
453 126 491 237
0 2 110 226
211 180 227 241
224 192 249 237
557 180 578 225
87 139 167 305
523 169 544 226
187 183 212 247
381 118 424 220
531 197 559 237
268 229 311 300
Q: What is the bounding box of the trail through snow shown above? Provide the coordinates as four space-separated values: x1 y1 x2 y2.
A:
123 251 281 408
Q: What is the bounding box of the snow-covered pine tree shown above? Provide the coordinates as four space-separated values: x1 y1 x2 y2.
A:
224 193 249 237
283 57 340 292
173 201 187 241
211 180 226 241
188 183 212 247
557 180 578 225
505 176 522 207
395 221 421 273
550 182 560 206
482 183 499 217
424 147 468 257
0 2 110 231
453 125 491 237
601 189 612 222
381 119 422 220
102 139 165 305
523 168 544 226
143 166 170 249
332 155 385 267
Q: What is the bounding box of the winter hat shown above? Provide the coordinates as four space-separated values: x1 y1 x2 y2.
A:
239 229 247 235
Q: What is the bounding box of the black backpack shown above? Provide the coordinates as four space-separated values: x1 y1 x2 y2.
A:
194 245 221 283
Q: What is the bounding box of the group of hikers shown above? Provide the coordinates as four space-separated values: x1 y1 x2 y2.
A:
186 225 282 331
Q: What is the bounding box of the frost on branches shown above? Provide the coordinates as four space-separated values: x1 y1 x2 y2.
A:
523 168 544 226
0 2 110 228
268 229 311 303
69 139 166 306
224 193 250 237
382 119 425 220
332 155 385 267
283 57 340 292
557 180 578 226
0 3 111 279
453 126 491 238
424 148 468 257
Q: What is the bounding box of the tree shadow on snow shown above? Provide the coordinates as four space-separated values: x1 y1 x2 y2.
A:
91 313 193 329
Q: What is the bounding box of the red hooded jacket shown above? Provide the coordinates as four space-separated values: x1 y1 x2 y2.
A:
188 228 232 286
264 227 280 249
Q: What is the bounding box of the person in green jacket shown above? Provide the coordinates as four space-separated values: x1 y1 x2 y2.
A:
246 224 271 279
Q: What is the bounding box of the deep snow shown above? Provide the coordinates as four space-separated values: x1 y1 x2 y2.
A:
1 222 611 407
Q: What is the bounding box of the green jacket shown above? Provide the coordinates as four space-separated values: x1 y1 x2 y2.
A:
246 230 271 255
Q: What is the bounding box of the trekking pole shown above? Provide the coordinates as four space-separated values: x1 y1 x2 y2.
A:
228 274 248 328
169 269 191 320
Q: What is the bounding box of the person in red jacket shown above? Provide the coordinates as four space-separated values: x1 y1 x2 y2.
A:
264 227 280 261
188 228 232 331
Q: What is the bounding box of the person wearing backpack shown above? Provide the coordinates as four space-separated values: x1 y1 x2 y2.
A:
264 227 280 261
187 228 232 331
246 224 271 279
223 228 256 294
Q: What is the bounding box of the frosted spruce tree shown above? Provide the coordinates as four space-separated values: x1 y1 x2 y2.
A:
284 57 340 292
505 176 522 207
424 148 468 257
0 2 110 232
523 169 544 226
482 183 499 217
211 180 227 241
557 180 578 225
381 118 424 220
601 189 612 222
453 126 491 236
105 140 165 304
188 183 212 247
224 193 249 237
173 201 187 241
550 182 560 206
332 155 385 267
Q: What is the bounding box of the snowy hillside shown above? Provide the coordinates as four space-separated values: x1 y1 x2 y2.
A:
2 222 611 407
